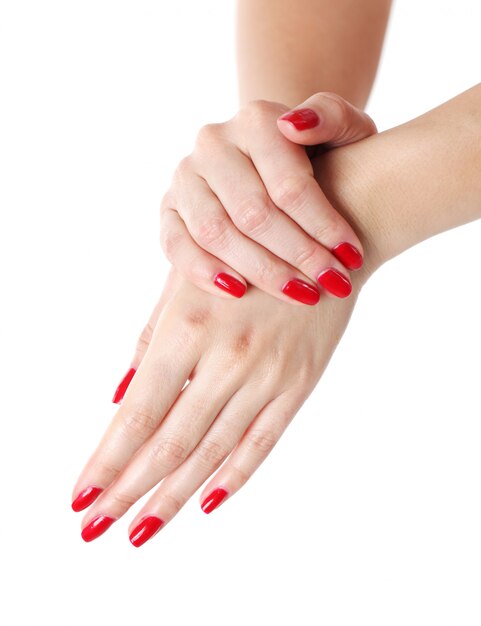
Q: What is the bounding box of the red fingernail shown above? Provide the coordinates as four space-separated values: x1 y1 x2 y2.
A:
81 515 116 542
201 488 228 514
282 278 320 305
213 273 247 298
317 268 352 298
278 107 320 130
112 367 136 404
71 486 103 512
129 516 164 547
332 242 363 270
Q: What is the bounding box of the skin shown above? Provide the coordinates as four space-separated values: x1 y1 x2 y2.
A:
159 0 392 304
72 83 481 542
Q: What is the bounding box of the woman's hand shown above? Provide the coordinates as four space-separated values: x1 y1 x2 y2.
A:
160 92 377 305
71 265 365 545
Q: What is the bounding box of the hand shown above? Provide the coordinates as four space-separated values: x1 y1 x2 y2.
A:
160 92 377 305
71 265 364 545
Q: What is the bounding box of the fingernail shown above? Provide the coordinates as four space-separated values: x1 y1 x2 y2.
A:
71 486 103 512
213 273 247 298
278 107 320 130
112 367 136 404
317 268 352 298
81 515 116 542
332 242 363 270
282 278 320 305
201 487 228 514
129 516 164 547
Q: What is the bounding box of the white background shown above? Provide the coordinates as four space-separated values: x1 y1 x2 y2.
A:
1 1 480 624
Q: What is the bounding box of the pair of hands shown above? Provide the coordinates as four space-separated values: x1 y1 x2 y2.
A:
71 92 378 546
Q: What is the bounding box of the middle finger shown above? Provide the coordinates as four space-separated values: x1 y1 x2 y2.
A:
79 352 245 541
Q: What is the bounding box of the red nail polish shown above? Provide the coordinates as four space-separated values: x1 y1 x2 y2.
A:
332 242 363 270
278 108 320 130
282 279 320 305
129 516 164 547
112 367 136 404
81 515 116 542
213 273 247 298
71 486 103 512
201 487 228 514
317 268 352 298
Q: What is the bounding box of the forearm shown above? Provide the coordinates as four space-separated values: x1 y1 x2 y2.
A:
236 0 392 108
312 83 481 278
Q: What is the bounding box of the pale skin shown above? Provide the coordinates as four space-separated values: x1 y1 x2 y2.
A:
71 0 481 545
71 82 481 545
159 0 392 304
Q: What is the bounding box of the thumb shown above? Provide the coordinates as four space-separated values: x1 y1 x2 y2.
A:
276 91 377 149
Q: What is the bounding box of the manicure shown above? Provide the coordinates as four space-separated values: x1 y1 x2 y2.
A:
332 242 363 270
112 367 136 404
278 108 320 130
71 486 103 512
201 487 228 514
282 278 320 305
129 516 164 547
81 515 116 542
317 268 352 298
213 273 247 298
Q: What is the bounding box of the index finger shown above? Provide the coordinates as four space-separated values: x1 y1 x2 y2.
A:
236 103 365 270
70 308 202 512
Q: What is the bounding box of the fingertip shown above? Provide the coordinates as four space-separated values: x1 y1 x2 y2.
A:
213 272 247 298
332 242 364 271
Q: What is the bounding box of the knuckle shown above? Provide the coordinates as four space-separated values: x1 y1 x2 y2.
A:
241 98 273 124
252 255 277 283
158 491 186 515
110 490 139 510
271 174 310 212
230 461 250 487
100 459 123 482
122 407 158 439
234 193 273 236
195 122 223 148
194 438 230 466
160 225 183 262
149 436 188 468
172 155 194 185
244 428 278 455
312 216 343 244
192 215 229 249
292 243 322 268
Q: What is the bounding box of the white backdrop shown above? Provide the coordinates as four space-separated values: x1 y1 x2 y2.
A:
1 1 480 624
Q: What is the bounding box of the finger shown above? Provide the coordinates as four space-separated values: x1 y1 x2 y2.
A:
71 304 202 516
79 351 245 541
198 390 304 514
111 275 176 406
277 90 377 148
160 206 247 299
173 173 323 305
235 103 365 271
190 143 353 298
126 385 270 546
72 284 177 513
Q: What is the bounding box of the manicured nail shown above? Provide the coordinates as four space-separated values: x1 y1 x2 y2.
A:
81 515 116 542
278 107 320 130
129 516 164 547
317 268 352 298
332 242 363 270
112 367 136 404
201 488 228 514
71 486 103 512
213 273 247 298
282 278 320 305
